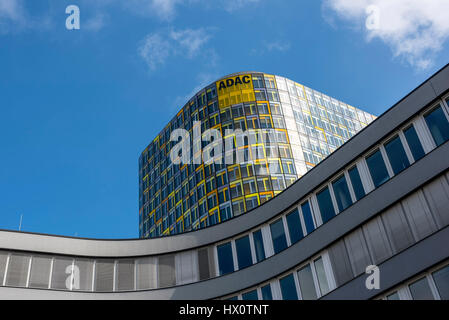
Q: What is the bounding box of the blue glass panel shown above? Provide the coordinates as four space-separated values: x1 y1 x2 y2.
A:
384 136 410 175
348 166 365 201
300 201 315 234
280 274 298 300
332 175 353 212
404 126 425 161
217 242 234 276
366 150 390 188
286 209 304 244
270 219 288 254
316 187 336 224
424 106 449 146
235 236 252 270
242 290 258 300
253 230 265 262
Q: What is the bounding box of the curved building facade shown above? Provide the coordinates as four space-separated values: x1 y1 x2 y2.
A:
139 72 376 238
1 64 449 300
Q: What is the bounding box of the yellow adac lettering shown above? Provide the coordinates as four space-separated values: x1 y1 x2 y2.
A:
218 81 226 90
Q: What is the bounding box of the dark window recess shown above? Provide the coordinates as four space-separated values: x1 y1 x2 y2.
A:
366 150 390 188
348 166 366 201
286 209 304 244
404 126 425 161
316 187 336 224
424 106 449 146
270 219 288 254
217 242 234 276
384 136 410 175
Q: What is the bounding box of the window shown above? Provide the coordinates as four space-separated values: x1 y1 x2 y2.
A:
270 219 288 254
384 136 410 175
261 284 273 300
279 274 298 300
348 166 365 201
286 209 304 244
332 175 353 212
51 257 73 290
94 260 114 292
409 277 434 300
363 217 392 264
387 292 400 300
242 289 258 300
6 254 30 288
253 230 266 262
297 264 317 300
235 236 253 270
159 255 176 288
314 257 330 295
366 149 390 188
432 265 449 299
217 242 234 276
404 125 425 161
29 256 52 289
424 106 449 146
116 259 135 291
300 201 315 234
345 229 372 276
316 187 336 224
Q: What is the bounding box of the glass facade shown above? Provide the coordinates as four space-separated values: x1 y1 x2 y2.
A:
139 72 375 238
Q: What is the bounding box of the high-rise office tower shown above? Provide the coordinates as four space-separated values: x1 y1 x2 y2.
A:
139 72 376 238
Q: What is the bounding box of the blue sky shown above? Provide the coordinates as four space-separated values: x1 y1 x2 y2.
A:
0 0 448 239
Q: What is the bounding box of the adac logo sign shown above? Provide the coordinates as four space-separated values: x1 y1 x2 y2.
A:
217 75 251 91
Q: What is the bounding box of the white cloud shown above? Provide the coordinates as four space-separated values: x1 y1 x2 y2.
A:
324 0 449 69
265 41 291 52
126 0 186 21
138 33 172 71
138 27 214 71
0 0 25 32
83 14 107 32
170 28 212 57
222 0 260 13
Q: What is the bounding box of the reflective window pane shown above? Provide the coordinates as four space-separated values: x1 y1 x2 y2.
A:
74 259 94 291
242 289 258 300
270 219 288 254
0 252 8 286
316 187 336 224
94 260 114 292
404 125 425 161
51 257 73 290
384 136 410 175
432 265 449 299
116 259 135 291
366 150 390 188
29 256 51 289
235 236 252 270
261 284 273 300
6 254 30 287
424 106 449 146
387 292 400 300
300 201 315 234
409 277 434 300
279 274 298 300
348 166 366 200
332 175 353 212
314 257 330 296
217 242 234 276
286 209 304 244
253 230 266 262
297 264 317 300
